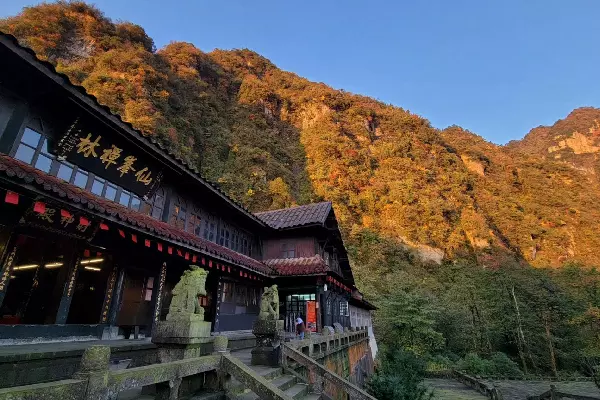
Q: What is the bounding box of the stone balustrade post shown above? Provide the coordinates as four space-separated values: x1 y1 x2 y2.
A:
213 335 229 355
308 363 324 395
210 335 230 393
73 345 110 400
156 377 182 400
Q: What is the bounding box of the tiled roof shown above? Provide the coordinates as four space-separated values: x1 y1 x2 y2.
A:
264 255 330 276
0 32 266 229
0 155 271 275
254 202 332 230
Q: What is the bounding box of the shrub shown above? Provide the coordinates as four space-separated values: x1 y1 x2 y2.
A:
426 355 455 372
367 349 433 400
489 352 523 378
456 353 495 376
456 352 524 378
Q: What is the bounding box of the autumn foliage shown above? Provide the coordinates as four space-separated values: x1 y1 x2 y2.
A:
4 2 600 376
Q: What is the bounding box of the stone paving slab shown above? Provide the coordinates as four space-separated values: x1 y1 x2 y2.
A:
482 379 600 400
425 378 487 400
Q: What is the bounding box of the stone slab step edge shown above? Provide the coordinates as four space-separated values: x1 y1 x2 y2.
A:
270 375 297 392
283 383 309 400
188 391 226 400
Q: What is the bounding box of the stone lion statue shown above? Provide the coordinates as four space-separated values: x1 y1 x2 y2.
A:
166 265 207 321
258 285 279 320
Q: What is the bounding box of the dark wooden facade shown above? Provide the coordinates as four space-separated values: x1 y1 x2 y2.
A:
0 32 373 342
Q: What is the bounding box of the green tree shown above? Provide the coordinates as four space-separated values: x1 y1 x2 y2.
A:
375 290 444 356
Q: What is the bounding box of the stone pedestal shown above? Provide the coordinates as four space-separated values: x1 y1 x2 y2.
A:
155 318 211 339
152 319 212 362
251 319 284 367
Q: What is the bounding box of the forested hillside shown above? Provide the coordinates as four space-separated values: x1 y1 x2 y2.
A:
3 2 600 380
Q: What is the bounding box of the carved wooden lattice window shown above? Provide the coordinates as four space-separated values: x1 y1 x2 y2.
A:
203 213 217 242
232 229 240 252
219 222 231 248
142 188 165 220
282 243 295 259
221 282 234 303
13 126 54 173
187 205 202 236
170 195 187 230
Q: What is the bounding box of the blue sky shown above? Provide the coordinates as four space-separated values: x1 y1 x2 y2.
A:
1 0 599 144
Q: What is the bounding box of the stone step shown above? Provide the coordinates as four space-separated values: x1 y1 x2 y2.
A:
284 383 309 399
249 365 283 380
231 392 259 400
188 391 226 400
270 374 297 391
302 395 320 400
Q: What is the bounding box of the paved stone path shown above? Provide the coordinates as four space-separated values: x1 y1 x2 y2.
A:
425 378 487 399
482 379 600 400
426 378 600 400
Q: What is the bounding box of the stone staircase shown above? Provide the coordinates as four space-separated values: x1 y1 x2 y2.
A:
227 349 319 400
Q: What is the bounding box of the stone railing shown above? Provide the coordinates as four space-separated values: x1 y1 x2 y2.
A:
454 370 504 400
222 354 293 400
284 328 369 360
282 341 376 400
0 329 373 400
526 385 600 400
0 345 221 400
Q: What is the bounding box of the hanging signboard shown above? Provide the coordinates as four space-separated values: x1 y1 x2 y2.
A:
19 203 97 240
306 300 317 332
56 118 163 199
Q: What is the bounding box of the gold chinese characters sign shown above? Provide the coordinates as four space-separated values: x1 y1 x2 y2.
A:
20 204 97 240
56 118 163 199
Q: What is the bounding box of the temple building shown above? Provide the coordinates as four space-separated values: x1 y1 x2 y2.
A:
0 32 375 344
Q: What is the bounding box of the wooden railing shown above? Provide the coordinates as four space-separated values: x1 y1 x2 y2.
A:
282 343 376 400
526 385 600 400
454 370 504 400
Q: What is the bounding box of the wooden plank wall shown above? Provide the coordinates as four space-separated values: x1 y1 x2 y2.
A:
263 237 317 259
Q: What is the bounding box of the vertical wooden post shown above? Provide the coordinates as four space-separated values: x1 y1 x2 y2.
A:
99 265 118 324
213 276 224 333
108 267 125 326
0 240 17 307
55 252 82 324
150 262 167 334
316 284 324 333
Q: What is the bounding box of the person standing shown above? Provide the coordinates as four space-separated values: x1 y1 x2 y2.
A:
296 316 306 340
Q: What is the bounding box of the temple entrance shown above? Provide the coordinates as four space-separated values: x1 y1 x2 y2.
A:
66 248 112 324
0 233 73 325
282 293 316 333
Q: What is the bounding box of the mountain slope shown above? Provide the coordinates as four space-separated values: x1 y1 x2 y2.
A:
2 2 600 268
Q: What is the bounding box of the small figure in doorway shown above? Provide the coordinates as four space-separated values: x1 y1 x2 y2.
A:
296 316 306 340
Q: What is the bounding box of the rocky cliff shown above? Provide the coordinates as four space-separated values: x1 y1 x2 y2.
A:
2 2 600 268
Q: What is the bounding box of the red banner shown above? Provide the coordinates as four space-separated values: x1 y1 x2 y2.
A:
306 301 317 332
